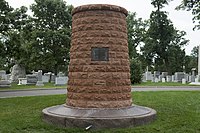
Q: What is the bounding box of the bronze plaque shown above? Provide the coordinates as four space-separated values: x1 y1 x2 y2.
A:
91 47 109 61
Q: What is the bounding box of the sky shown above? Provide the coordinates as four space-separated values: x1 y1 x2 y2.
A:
6 0 200 55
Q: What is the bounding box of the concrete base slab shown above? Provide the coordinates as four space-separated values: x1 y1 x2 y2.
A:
189 82 200 85
42 104 156 129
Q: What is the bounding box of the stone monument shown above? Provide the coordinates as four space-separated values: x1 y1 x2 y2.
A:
10 64 26 83
42 4 156 129
190 46 200 85
36 70 44 86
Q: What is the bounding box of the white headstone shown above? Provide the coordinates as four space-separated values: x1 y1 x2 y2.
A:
171 75 175 82
18 78 27 85
155 78 159 83
182 79 186 84
145 72 152 81
162 78 165 83
42 75 50 83
55 77 68 86
195 78 199 83
0 70 6 80
166 76 171 82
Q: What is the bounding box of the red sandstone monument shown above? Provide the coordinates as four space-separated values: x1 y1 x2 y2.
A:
42 4 156 129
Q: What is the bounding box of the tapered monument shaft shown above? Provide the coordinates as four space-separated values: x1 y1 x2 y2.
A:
66 4 132 108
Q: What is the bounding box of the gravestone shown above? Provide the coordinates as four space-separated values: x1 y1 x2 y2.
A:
42 75 49 83
0 70 11 87
153 71 160 78
0 70 6 80
36 70 44 86
142 73 147 82
171 75 175 82
26 75 37 85
162 78 166 83
50 73 55 83
161 72 168 78
42 72 51 83
182 78 186 84
188 76 192 83
166 76 171 82
0 80 11 88
145 72 153 81
174 72 185 82
155 78 159 83
191 68 196 76
191 75 195 82
58 72 65 77
42 4 156 129
18 78 27 85
55 76 68 86
151 77 155 82
10 64 26 83
159 75 164 82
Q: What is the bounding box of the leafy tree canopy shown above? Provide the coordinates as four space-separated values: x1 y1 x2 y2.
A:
29 0 73 74
176 0 200 30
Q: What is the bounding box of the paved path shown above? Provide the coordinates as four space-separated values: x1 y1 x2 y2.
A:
0 89 67 98
0 86 200 98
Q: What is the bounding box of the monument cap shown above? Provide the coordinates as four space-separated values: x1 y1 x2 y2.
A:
72 4 128 16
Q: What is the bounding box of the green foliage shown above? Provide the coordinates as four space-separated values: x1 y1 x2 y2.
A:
191 45 198 57
176 0 200 30
0 0 13 70
151 0 172 9
184 46 198 73
0 0 13 34
29 0 73 74
127 12 147 59
142 0 189 74
130 59 142 84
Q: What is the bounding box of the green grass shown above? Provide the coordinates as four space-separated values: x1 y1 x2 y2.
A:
0 83 66 91
0 91 200 133
133 81 198 86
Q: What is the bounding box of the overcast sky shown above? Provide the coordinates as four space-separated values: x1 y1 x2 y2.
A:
6 0 200 55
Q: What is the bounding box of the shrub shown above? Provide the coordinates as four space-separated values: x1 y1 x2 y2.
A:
130 59 142 84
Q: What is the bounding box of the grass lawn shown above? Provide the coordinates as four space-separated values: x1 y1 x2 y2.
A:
133 81 198 86
0 91 200 133
0 83 66 91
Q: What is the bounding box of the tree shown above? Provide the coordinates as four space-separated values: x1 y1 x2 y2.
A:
184 46 198 73
0 0 13 34
0 0 13 70
141 0 189 74
1 6 31 74
127 12 147 59
130 59 142 84
127 12 146 84
176 0 200 30
191 45 198 57
30 0 73 74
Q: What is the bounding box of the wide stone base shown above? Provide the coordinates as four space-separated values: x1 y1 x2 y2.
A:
42 104 156 129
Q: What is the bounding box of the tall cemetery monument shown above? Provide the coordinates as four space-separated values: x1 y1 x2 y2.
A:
42 4 156 129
